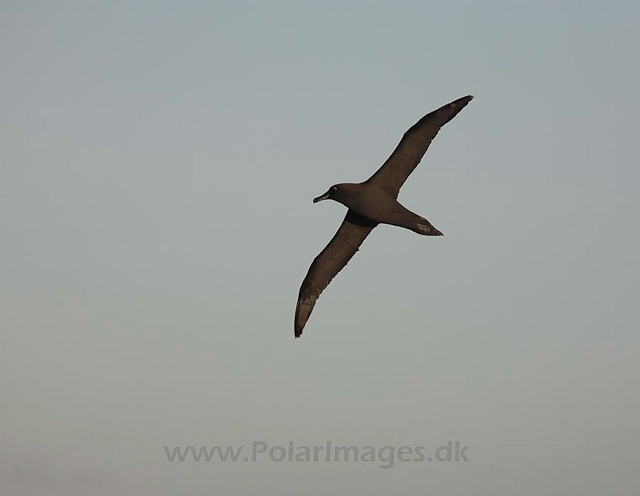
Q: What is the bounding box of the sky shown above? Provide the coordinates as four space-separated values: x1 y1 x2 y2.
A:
1 1 639 495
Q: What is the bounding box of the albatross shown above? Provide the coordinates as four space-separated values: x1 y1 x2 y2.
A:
294 95 473 338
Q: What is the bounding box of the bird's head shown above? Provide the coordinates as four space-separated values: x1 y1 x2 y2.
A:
313 184 348 204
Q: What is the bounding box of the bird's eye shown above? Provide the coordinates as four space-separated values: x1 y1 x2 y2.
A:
331 186 338 192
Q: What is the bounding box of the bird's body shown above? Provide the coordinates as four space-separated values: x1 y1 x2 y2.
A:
295 95 474 338
319 182 442 236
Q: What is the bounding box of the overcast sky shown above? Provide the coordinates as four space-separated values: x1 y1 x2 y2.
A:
2 1 639 495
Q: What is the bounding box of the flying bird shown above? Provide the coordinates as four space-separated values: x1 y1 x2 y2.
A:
294 95 473 338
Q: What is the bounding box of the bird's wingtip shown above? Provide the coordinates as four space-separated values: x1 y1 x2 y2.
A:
444 95 473 110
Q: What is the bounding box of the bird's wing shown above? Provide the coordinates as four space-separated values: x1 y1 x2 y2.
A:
295 210 377 338
366 95 473 198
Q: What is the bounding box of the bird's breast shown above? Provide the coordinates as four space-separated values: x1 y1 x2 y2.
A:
344 187 404 225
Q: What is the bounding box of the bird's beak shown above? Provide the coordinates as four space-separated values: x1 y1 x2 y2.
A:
313 190 331 203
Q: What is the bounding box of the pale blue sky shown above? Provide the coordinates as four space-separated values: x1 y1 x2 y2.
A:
2 1 639 495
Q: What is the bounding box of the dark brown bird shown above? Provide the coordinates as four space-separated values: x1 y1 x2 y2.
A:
295 95 473 338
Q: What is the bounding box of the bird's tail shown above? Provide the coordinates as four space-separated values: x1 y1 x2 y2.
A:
415 217 443 236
